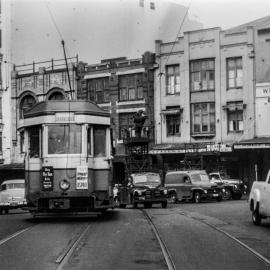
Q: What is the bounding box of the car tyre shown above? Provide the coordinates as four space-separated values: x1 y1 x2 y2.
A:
161 201 167 208
193 192 201 203
168 192 178 204
252 205 262 226
133 202 138 209
4 209 8 214
222 188 232 200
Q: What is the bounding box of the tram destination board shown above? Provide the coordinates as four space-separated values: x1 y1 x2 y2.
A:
42 166 54 191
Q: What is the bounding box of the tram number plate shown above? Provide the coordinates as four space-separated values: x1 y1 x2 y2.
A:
49 199 70 209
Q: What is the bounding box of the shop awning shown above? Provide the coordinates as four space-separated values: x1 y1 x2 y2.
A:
149 143 232 154
223 102 244 111
160 109 181 115
234 137 270 149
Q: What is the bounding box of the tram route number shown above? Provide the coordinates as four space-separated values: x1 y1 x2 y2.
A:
76 166 88 190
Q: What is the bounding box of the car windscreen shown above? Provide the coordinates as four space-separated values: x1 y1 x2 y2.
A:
190 173 210 183
1 183 25 190
133 173 161 184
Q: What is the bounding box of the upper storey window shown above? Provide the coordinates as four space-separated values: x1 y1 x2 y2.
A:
19 95 36 119
227 57 243 89
166 65 180 95
190 59 215 91
119 73 143 101
87 77 109 104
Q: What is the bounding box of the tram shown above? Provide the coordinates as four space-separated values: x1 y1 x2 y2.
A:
20 100 114 216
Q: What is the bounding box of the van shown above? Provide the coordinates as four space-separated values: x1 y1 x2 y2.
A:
164 170 224 203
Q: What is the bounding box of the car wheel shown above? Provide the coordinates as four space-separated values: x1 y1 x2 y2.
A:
4 209 8 215
161 201 167 208
252 206 262 225
119 204 127 209
222 188 232 200
133 202 138 209
168 192 178 204
193 192 201 203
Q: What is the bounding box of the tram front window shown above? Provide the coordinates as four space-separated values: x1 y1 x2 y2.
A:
93 126 106 157
48 125 82 154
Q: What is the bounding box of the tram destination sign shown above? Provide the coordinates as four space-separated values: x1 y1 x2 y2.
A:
42 166 54 191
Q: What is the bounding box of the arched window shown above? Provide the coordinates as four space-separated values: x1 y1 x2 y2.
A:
48 91 65 100
20 95 36 119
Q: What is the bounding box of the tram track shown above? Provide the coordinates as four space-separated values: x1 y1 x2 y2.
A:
142 209 176 270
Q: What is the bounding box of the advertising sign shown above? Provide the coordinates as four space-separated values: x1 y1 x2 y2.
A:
42 166 54 191
76 166 88 190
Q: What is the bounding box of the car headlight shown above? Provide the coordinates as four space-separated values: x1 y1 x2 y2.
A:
137 190 142 196
222 188 225 192
204 190 208 194
234 184 238 189
59 179 70 191
163 189 168 195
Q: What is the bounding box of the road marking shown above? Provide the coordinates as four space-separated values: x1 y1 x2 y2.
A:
0 226 34 246
178 210 270 267
55 223 91 270
142 209 176 270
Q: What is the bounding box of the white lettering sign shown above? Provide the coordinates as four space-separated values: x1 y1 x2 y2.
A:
55 112 75 122
76 166 88 190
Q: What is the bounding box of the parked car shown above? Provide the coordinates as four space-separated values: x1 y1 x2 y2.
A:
249 170 270 225
0 179 27 214
164 170 224 203
209 172 244 200
128 172 168 208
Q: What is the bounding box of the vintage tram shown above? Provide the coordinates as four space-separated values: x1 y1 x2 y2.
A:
20 100 114 217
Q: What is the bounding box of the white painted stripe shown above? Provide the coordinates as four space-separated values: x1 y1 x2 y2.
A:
0 226 34 246
116 107 145 113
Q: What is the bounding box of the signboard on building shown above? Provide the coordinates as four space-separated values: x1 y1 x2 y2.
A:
256 83 270 97
42 166 54 191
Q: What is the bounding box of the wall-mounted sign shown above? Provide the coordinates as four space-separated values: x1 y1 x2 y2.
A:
55 112 75 122
42 166 54 191
256 83 270 97
76 166 88 190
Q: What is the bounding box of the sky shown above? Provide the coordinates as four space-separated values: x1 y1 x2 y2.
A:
9 0 270 66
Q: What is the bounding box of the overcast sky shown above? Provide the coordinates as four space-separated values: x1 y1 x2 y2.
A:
9 0 270 66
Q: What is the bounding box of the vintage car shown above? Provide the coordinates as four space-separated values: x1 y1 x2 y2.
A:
164 170 224 203
129 172 168 208
209 172 244 200
0 179 27 214
249 170 270 225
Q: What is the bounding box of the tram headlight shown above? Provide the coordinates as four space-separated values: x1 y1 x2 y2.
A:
59 179 70 191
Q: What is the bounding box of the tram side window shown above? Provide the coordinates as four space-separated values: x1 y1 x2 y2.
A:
93 126 106 157
48 125 82 154
87 127 91 155
29 126 40 158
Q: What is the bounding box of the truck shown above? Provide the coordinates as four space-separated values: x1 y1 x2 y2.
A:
249 170 270 225
116 111 168 209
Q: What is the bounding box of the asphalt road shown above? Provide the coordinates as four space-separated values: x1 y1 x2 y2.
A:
0 201 269 270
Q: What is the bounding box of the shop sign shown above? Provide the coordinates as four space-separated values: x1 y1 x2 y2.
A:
76 166 88 190
234 143 270 149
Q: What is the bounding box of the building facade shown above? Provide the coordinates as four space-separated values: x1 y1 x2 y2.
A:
77 52 156 184
10 57 78 164
153 16 270 184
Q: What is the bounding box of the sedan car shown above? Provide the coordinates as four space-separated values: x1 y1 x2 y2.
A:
209 172 244 200
0 179 27 214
